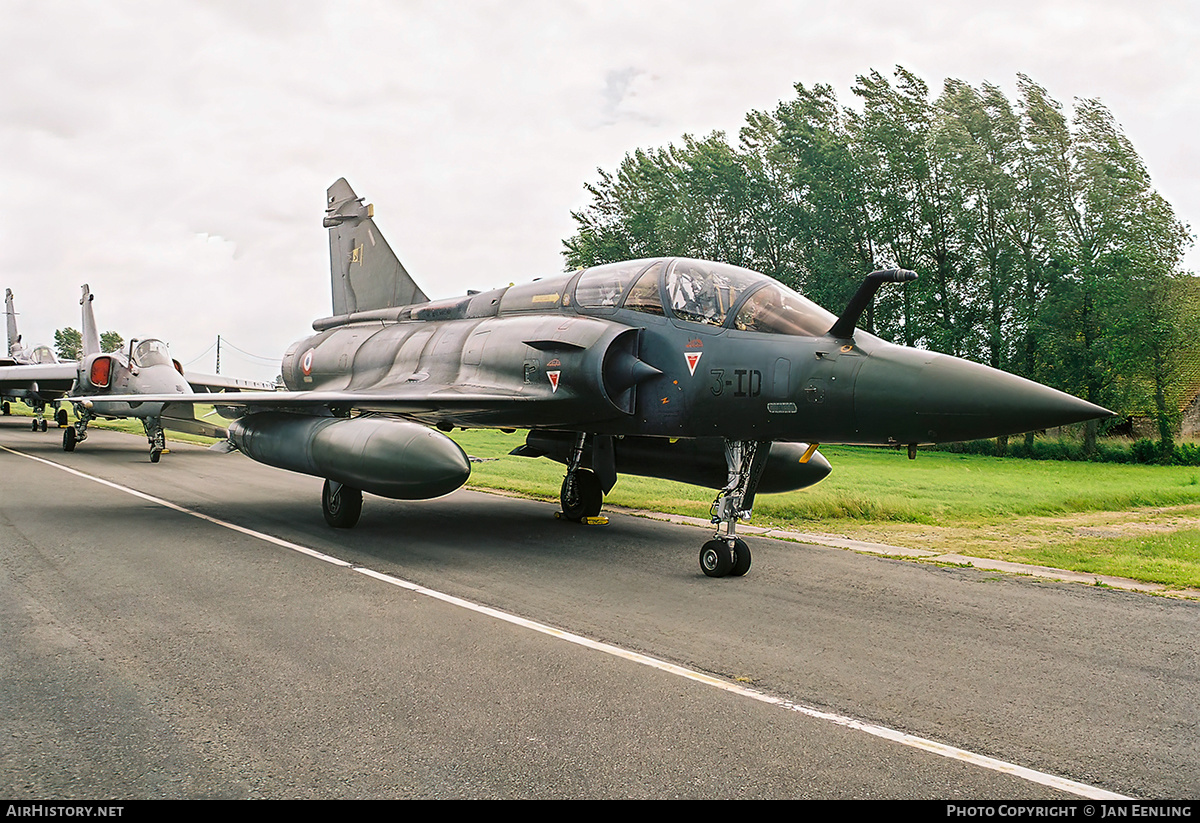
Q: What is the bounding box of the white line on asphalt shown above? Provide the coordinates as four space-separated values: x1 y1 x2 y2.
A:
3 443 1131 800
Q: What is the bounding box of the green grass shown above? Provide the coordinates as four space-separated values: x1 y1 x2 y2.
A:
454 431 1200 522
1018 531 1200 589
6 402 227 446
452 430 1200 591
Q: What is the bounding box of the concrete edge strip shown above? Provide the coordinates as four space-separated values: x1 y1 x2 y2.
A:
3 444 1131 801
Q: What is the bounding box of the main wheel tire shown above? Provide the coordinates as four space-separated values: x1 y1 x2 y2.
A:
39 419 47 432
560 469 603 521
2 401 9 415
150 448 161 463
730 538 752 577
322 479 363 529
700 539 734 578
56 407 68 427
63 427 76 452
31 419 38 431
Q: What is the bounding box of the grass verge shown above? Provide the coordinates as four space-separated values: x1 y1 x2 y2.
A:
453 430 1200 591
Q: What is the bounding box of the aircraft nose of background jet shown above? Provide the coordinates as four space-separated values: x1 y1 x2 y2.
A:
854 345 1116 444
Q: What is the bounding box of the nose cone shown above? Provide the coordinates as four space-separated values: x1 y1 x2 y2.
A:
855 345 1114 444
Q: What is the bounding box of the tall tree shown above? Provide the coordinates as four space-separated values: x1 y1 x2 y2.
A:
741 83 878 323
562 67 1194 445
54 327 82 361
854 68 976 353
53 326 123 360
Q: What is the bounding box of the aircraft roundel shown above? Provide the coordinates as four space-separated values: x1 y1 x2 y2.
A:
301 348 315 376
684 351 702 376
547 370 561 392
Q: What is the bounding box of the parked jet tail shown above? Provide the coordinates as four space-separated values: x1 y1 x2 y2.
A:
80 285 100 357
323 177 429 316
5 288 18 357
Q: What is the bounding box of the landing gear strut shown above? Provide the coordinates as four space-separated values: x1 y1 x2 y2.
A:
31 402 47 432
700 439 768 578
65 406 92 452
143 416 166 463
559 432 604 521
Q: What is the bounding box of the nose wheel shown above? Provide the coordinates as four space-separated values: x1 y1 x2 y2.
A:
700 439 768 578
699 538 751 578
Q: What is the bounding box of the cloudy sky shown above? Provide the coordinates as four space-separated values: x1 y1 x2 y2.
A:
2 0 1196 382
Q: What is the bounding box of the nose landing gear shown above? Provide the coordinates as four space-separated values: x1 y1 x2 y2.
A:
700 439 768 578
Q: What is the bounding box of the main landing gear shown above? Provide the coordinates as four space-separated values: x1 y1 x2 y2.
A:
64 406 91 452
560 470 603 521
322 479 363 528
142 416 166 463
30 402 47 431
558 432 605 522
700 439 769 578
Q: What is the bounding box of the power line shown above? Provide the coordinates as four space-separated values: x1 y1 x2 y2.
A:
217 337 279 363
180 340 217 367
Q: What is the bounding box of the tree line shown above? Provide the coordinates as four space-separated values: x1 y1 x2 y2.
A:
53 328 124 360
564 67 1196 457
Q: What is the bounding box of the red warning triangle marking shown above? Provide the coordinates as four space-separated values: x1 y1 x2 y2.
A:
685 352 702 376
547 370 561 392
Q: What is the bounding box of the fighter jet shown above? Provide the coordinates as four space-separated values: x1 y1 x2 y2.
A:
1 288 71 429
0 285 274 460
89 178 1112 577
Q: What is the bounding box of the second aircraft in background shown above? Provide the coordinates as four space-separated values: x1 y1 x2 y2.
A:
0 285 273 461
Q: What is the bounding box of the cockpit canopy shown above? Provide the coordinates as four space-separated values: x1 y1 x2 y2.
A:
573 258 837 337
28 345 57 364
132 339 171 368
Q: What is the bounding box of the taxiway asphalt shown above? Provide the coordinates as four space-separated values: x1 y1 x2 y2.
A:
1 422 1195 798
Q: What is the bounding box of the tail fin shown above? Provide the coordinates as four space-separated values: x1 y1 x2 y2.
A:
323 178 429 316
80 285 100 357
5 288 18 356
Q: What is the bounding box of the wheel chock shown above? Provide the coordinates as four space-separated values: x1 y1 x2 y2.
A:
554 511 609 525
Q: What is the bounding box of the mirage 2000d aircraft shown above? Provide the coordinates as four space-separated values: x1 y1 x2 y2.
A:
0 285 273 460
84 178 1113 577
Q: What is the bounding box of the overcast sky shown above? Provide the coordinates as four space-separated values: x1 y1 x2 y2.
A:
2 0 1196 382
